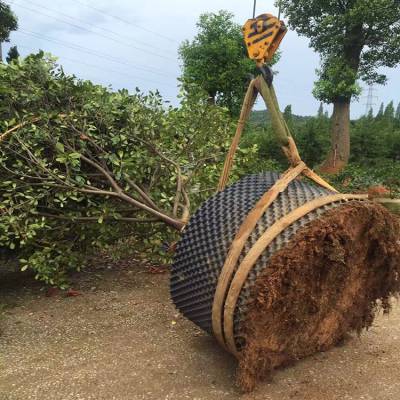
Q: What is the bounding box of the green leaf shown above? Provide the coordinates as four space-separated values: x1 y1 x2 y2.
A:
69 152 81 159
55 142 65 153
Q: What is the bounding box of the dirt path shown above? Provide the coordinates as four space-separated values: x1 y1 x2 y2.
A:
1 261 399 400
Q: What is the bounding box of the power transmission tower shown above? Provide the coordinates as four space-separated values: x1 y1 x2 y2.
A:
363 85 378 115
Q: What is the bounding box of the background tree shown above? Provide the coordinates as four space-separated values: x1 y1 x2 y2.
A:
376 102 385 119
384 100 395 122
0 1 18 62
317 102 324 117
6 45 19 63
280 0 400 173
283 104 293 130
396 102 400 121
179 10 258 116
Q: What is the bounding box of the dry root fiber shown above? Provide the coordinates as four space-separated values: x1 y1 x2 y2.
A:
237 201 400 392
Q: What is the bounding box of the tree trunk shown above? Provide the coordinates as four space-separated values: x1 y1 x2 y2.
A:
319 100 351 174
208 91 216 105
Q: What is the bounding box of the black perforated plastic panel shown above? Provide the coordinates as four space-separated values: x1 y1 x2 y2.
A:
170 172 342 345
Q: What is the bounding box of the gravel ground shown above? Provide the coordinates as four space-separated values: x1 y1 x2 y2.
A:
0 261 399 400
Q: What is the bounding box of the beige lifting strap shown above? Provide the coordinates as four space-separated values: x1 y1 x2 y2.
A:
217 75 336 193
218 79 258 192
212 73 366 355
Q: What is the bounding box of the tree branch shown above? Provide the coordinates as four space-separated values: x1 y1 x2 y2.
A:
37 212 161 223
0 117 41 143
135 136 190 220
124 175 161 211
79 153 122 193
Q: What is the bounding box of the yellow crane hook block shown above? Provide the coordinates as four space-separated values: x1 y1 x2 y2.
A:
243 13 287 66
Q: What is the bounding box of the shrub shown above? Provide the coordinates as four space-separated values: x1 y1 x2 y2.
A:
0 52 257 285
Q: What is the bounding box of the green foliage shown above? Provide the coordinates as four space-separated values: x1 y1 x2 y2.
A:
317 102 324 117
351 117 380 160
0 1 17 43
294 116 330 167
384 101 395 121
6 45 19 63
283 105 293 131
0 52 257 285
329 161 400 196
313 56 361 102
280 0 400 102
245 111 330 169
249 109 310 127
376 102 385 119
179 10 258 116
396 102 400 121
245 103 400 191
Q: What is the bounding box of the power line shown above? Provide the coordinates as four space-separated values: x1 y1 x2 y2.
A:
17 0 171 55
16 44 176 89
17 29 173 78
17 29 172 77
13 2 175 62
70 0 178 43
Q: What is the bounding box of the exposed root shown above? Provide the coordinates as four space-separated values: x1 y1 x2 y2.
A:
236 202 400 392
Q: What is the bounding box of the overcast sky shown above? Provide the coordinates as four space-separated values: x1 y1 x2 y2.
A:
4 0 400 117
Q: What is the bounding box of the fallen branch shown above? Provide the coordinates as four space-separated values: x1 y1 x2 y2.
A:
37 212 161 223
0 117 41 143
135 136 190 220
124 175 161 211
78 153 185 230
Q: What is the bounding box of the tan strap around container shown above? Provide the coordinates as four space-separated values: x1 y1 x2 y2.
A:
223 193 368 356
211 162 307 349
218 79 258 192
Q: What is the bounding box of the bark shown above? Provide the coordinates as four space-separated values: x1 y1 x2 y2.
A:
208 91 216 105
319 100 351 174
319 23 364 174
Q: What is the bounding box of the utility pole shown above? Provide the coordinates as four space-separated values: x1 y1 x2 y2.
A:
363 85 377 115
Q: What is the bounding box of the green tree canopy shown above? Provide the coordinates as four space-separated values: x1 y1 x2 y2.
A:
280 0 400 101
280 0 400 172
376 102 385 119
283 104 293 130
396 102 400 120
384 100 395 121
317 102 324 117
179 10 258 115
6 45 19 63
0 1 18 43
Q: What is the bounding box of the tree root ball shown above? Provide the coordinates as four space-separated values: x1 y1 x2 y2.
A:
236 201 400 392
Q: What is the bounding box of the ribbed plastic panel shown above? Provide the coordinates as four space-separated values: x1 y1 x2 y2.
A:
170 172 343 346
